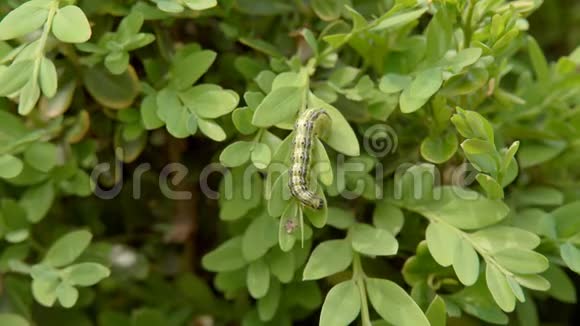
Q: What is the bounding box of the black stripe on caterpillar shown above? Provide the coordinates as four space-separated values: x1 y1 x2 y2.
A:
288 108 331 210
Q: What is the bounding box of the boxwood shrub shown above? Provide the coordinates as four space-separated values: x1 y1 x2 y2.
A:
0 0 579 325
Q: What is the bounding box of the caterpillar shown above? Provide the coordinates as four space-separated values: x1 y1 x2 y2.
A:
288 108 331 210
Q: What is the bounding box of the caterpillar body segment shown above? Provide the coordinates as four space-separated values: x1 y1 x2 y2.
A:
288 108 331 210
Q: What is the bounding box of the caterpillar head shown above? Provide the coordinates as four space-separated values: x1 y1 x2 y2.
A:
312 197 324 210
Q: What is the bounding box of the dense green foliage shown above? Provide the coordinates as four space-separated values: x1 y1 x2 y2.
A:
0 0 579 325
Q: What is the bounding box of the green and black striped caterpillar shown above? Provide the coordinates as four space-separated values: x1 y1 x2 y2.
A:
288 108 331 210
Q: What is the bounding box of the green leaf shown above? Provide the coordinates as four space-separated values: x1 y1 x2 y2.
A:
350 223 398 256
420 132 458 164
451 107 494 142
303 239 352 280
414 186 510 230
470 226 540 254
140 95 164 130
202 236 247 272
543 265 576 303
116 11 145 38
323 33 350 49
83 65 140 109
303 188 328 228
441 68 489 96
330 67 360 88
514 186 564 206
125 34 155 51
232 107 258 135
371 8 428 31
319 280 361 326
257 279 281 321
197 118 226 141
379 74 411 94
39 80 75 118
245 91 266 109
309 94 360 156
55 282 79 308
301 28 318 56
171 50 217 90
268 171 291 219
366 278 430 326
220 141 253 167
486 264 516 312
251 143 272 169
394 163 437 204
105 51 130 74
0 61 34 96
0 155 24 179
266 247 294 283
183 0 217 11
476 173 503 199
513 274 550 292
64 263 111 286
551 201 580 238
24 142 57 172
44 230 92 267
252 87 303 127
163 99 190 139
31 264 57 282
254 70 276 93
0 314 29 326
462 139 498 174
507 276 525 302
247 259 270 299
18 79 40 115
311 0 343 21
462 139 495 155
242 215 278 261
560 243 580 273
327 207 355 230
270 72 307 97
156 0 184 13
32 278 58 307
313 139 333 186
0 2 48 40
527 36 549 81
442 48 483 73
453 238 479 286
516 299 539 326
214 269 246 294
518 141 566 168
239 37 283 58
0 244 29 272
425 222 460 267
493 248 548 274
235 56 265 80
448 279 508 324
181 89 239 119
39 57 57 97
400 68 443 113
425 296 446 326
373 202 404 235
20 182 54 223
278 201 297 252
52 6 92 43
2 199 29 242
